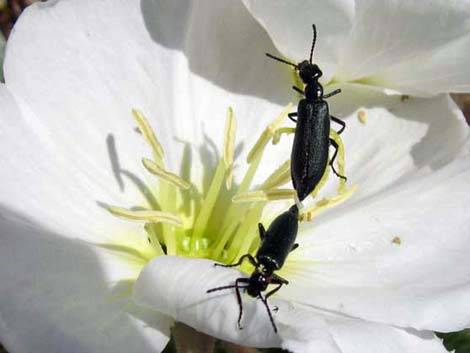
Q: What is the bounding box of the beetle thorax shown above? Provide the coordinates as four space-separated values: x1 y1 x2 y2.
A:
305 82 323 100
247 269 270 297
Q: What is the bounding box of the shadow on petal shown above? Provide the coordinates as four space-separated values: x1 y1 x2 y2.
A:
0 208 172 353
140 0 293 106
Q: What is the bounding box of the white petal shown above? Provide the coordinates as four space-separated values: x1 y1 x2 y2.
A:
4 0 294 185
0 84 154 246
373 33 470 96
133 256 282 348
243 0 470 95
278 305 449 353
0 215 172 353
316 90 469 205
242 0 355 82
337 0 470 85
281 151 470 331
276 306 341 353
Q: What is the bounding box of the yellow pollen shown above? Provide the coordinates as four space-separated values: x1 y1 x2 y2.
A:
392 236 402 245
224 107 237 190
357 110 368 124
106 206 183 226
142 158 190 190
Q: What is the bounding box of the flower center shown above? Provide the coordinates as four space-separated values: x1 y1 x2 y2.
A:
104 105 356 273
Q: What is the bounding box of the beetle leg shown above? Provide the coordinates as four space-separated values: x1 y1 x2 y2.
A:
290 243 299 252
292 85 305 96
265 283 284 300
259 292 278 333
234 277 249 330
323 88 341 99
329 138 347 181
331 116 346 134
215 253 258 268
258 223 267 240
288 112 298 123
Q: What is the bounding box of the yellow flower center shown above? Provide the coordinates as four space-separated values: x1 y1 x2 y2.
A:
103 104 356 274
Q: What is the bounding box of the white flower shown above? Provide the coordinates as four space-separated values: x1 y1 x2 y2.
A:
0 1 469 353
242 0 470 96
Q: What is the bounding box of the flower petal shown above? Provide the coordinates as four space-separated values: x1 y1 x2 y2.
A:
0 214 173 353
314 90 469 206
241 0 355 82
4 0 294 185
278 305 449 353
242 0 470 95
282 150 470 331
133 256 282 348
374 34 470 96
336 0 470 86
0 84 154 247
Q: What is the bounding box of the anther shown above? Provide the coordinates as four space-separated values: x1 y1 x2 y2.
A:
232 189 296 203
142 158 191 190
107 206 183 226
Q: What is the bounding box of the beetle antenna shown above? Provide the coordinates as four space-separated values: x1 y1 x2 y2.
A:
265 53 297 68
207 284 238 293
309 24 317 64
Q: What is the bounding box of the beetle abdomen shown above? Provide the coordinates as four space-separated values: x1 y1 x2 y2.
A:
291 100 330 201
256 205 299 270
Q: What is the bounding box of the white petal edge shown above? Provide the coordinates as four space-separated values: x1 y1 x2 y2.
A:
278 305 449 353
133 256 282 348
0 214 173 353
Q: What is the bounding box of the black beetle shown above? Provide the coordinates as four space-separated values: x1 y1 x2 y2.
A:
266 24 347 201
207 205 299 333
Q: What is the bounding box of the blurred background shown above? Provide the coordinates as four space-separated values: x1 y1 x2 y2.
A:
0 1 469 353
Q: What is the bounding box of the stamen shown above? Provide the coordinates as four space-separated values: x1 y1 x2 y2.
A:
329 129 346 194
246 103 293 163
191 157 226 243
224 107 237 190
272 127 296 145
107 206 183 226
310 163 330 198
132 109 165 162
142 158 190 190
300 184 358 222
261 159 291 190
232 189 296 203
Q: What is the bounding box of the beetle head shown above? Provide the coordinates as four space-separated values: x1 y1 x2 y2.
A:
247 270 269 297
298 60 323 84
